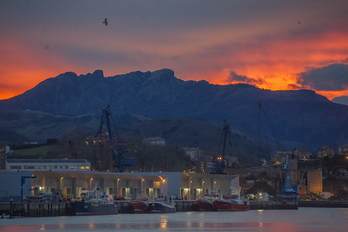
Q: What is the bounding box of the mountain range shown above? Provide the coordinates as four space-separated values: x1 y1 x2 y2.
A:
1 68 348 154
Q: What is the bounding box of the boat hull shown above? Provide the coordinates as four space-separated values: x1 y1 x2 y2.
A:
69 201 118 215
128 200 149 213
195 199 215 211
148 202 175 213
213 200 249 211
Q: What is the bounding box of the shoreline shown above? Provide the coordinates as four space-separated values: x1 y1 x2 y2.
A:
298 200 348 208
1 200 348 218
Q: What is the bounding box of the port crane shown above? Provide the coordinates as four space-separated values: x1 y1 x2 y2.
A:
213 120 231 174
95 105 133 172
257 102 298 199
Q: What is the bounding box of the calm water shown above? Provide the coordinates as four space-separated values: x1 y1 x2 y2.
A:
0 208 347 232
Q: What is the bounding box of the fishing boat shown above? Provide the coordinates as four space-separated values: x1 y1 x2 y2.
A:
128 198 149 213
147 198 176 213
1 213 12 219
213 195 249 211
195 194 219 211
69 189 118 215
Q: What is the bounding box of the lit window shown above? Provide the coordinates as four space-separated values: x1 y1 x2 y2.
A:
154 181 161 188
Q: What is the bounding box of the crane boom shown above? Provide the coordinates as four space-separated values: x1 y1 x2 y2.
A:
214 120 230 174
95 105 133 172
257 101 285 152
257 102 298 199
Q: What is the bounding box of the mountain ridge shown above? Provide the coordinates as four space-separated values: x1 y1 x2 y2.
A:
1 68 347 152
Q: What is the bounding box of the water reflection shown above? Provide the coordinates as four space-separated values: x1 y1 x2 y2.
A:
0 209 347 232
160 218 168 229
88 223 94 230
58 223 65 230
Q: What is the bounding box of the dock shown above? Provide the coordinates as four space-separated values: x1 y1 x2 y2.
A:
2 200 347 217
249 201 298 210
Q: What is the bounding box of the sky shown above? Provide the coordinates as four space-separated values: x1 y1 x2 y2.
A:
1 0 348 104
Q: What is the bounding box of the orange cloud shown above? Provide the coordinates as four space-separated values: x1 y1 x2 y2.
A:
180 28 348 100
0 40 92 100
1 22 348 101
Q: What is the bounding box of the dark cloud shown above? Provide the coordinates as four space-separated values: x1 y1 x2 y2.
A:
298 63 348 91
288 84 302 90
332 95 348 106
225 70 265 86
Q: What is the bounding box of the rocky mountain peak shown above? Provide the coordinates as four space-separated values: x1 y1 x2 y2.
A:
0 68 347 150
85 70 104 79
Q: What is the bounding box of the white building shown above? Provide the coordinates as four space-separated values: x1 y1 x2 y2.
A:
0 170 240 202
317 146 335 159
294 148 312 160
143 137 166 146
338 146 348 156
184 147 201 161
6 159 91 172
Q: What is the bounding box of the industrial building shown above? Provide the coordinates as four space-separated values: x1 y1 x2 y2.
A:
6 159 91 172
0 169 239 202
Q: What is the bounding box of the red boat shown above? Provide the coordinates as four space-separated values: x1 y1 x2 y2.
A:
195 194 219 211
128 198 149 213
213 195 249 211
195 198 215 211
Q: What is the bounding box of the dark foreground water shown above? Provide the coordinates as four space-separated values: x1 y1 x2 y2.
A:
0 208 347 232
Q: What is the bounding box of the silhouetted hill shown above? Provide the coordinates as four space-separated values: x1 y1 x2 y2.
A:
1 69 348 152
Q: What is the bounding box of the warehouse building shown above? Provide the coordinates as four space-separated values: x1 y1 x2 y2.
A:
0 169 239 202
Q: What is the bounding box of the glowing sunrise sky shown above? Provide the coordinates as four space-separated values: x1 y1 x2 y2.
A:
1 0 348 103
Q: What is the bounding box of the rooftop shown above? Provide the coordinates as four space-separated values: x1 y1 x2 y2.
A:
7 159 90 164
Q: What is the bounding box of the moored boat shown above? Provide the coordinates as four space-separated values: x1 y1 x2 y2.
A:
69 189 118 215
213 195 249 211
195 194 219 211
128 198 149 213
147 199 176 213
195 198 215 211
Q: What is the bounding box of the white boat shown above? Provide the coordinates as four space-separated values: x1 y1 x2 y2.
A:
147 197 176 213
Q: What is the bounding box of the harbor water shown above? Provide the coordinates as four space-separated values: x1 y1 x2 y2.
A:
0 207 347 232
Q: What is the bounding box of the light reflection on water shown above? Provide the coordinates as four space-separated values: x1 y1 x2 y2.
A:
159 215 168 229
0 208 347 232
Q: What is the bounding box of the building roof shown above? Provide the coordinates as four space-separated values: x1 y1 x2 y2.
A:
318 146 334 151
294 148 311 153
143 137 165 141
7 159 90 164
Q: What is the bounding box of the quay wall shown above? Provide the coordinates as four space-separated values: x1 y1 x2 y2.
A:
0 201 198 216
249 201 298 210
2 200 347 217
116 200 199 214
0 202 69 217
298 201 348 208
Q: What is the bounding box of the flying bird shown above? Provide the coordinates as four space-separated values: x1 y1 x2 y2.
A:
103 18 108 26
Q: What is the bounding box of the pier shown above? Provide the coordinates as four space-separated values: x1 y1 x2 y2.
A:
3 200 348 217
249 201 298 210
0 202 69 217
0 200 299 217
